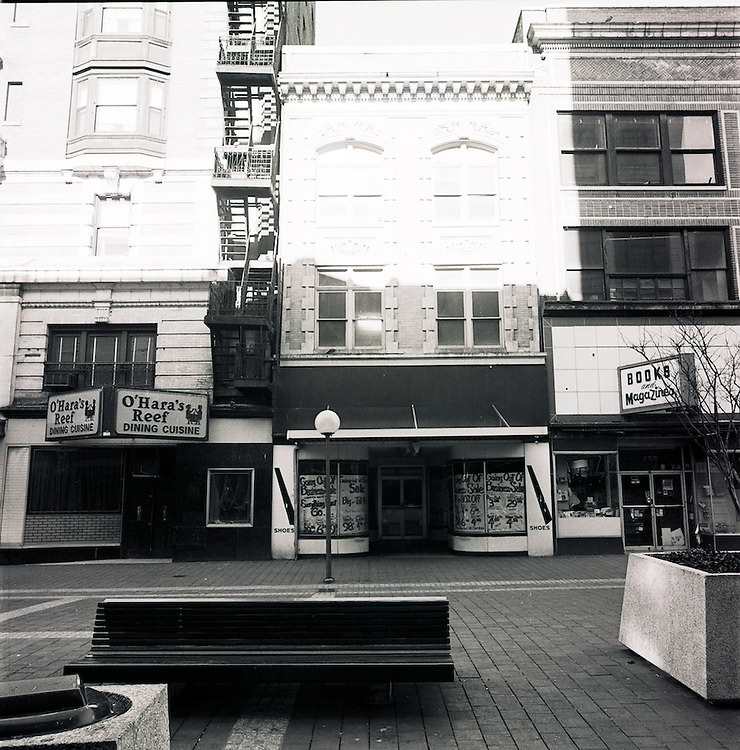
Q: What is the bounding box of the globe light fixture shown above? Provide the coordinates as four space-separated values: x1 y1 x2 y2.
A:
314 407 340 583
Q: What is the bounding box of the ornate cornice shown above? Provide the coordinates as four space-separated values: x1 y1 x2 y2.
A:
528 21 740 53
280 77 531 103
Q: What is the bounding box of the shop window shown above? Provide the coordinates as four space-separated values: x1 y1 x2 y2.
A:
449 459 525 535
694 456 740 538
45 327 156 389
554 454 619 519
316 268 384 350
3 82 22 123
206 469 254 526
297 461 369 538
316 142 383 225
564 229 729 302
435 267 501 348
432 142 498 224
95 196 130 256
27 448 123 513
559 112 720 186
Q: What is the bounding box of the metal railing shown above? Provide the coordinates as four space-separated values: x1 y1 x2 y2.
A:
207 276 276 321
218 33 276 67
213 146 274 181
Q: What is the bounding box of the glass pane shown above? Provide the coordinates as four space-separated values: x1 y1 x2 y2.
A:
607 232 684 274
693 270 728 302
54 335 80 363
316 164 347 195
667 115 714 150
353 195 382 223
318 270 348 287
437 291 464 318
97 77 138 104
318 320 345 348
467 163 497 194
566 270 605 301
438 319 464 346
318 291 345 318
101 6 144 33
354 291 381 317
96 227 129 255
467 195 497 222
688 232 726 269
671 153 716 185
560 153 607 185
89 334 118 363
615 152 661 184
354 319 382 347
95 105 137 132
472 319 500 346
472 291 499 318
433 195 461 222
128 334 154 362
558 114 606 150
4 82 22 122
208 471 253 525
433 165 461 194
614 115 660 148
564 230 604 270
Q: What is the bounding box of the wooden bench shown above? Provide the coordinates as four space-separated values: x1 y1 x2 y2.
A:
64 597 454 686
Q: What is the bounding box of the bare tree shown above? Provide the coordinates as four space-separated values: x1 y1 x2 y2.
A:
628 317 740 516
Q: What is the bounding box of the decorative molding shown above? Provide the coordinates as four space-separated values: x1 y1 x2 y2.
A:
281 78 531 103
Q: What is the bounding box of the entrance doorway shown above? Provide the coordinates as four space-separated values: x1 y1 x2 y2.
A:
621 471 689 549
379 467 425 540
123 475 169 557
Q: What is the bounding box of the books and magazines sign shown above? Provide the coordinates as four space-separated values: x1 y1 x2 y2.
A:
115 389 208 440
618 356 692 415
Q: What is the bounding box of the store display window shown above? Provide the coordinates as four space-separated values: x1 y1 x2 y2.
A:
298 460 369 538
555 454 619 518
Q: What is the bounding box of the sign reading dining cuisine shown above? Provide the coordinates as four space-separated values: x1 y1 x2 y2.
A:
618 356 692 415
114 389 208 440
46 389 103 440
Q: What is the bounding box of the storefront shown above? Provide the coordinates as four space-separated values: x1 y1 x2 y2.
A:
0 387 274 561
271 361 554 557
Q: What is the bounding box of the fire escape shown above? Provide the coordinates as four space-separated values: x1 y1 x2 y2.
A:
205 1 285 405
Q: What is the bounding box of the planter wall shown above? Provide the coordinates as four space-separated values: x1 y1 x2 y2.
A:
619 552 740 703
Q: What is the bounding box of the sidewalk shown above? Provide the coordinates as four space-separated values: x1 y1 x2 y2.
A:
1 552 738 749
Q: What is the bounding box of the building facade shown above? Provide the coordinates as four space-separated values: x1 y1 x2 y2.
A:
520 6 740 552
0 1 314 562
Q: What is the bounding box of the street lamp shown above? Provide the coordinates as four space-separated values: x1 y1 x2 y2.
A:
314 407 340 583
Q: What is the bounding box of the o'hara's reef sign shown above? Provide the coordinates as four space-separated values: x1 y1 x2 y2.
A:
46 389 102 440
115 389 208 440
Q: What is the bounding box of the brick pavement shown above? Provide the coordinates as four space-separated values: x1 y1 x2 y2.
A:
1 553 739 749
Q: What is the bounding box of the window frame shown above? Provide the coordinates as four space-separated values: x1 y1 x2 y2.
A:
316 268 385 351
559 112 721 187
315 142 384 226
95 195 131 257
46 326 156 389
76 2 170 40
435 268 502 350
3 81 23 123
432 141 499 226
206 468 255 527
563 228 730 302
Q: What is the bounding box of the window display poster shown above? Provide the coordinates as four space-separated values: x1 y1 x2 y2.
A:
451 462 525 534
339 474 368 535
298 467 369 538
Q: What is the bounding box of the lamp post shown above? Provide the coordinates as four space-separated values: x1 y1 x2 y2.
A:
314 407 340 583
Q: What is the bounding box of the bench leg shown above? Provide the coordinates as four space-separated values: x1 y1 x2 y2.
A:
366 682 392 705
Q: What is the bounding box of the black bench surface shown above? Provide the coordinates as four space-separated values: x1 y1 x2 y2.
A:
64 597 454 685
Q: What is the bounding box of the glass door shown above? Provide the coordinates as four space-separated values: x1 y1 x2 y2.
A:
621 472 688 549
380 468 425 539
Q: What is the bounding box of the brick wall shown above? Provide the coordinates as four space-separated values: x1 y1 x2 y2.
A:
23 514 121 545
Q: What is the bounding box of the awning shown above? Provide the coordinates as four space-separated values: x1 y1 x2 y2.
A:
274 362 548 440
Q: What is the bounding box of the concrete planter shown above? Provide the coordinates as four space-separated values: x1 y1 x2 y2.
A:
619 552 740 703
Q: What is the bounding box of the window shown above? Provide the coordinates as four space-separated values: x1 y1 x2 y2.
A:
432 143 498 224
316 269 384 349
46 327 156 388
28 449 123 513
316 143 383 224
559 113 719 186
564 229 729 302
3 82 22 123
554 454 619 520
436 268 501 348
70 75 166 139
207 469 254 526
95 196 130 256
77 3 169 39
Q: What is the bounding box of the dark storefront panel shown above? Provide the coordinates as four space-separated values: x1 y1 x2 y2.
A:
274 364 548 434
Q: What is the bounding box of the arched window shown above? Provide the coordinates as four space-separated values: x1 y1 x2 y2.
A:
316 142 383 224
432 143 498 224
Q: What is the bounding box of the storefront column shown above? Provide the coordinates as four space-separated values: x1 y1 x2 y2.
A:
271 444 298 559
524 441 554 556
